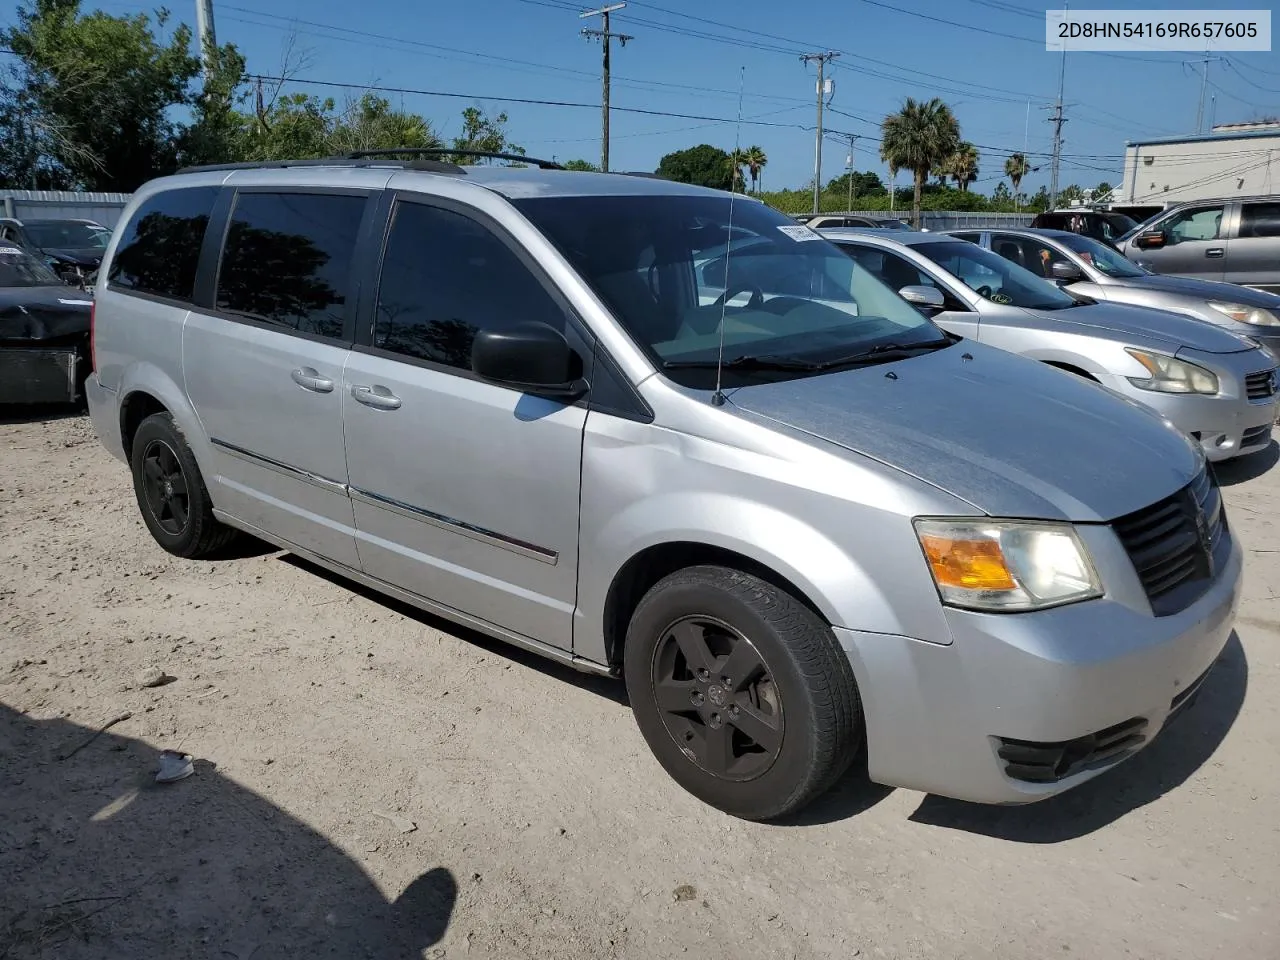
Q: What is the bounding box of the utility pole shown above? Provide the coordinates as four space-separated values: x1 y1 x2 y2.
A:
581 4 632 173
1189 56 1224 133
846 134 857 211
1047 102 1067 209
801 51 839 215
195 0 217 83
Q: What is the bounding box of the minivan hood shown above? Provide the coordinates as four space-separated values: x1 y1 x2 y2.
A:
1024 299 1251 353
1125 272 1280 308
726 341 1199 522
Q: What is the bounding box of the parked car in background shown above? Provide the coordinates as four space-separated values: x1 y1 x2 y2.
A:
1030 209 1139 249
1116 196 1280 294
0 242 94 405
821 227 1279 461
945 227 1280 358
799 214 913 230
0 217 110 287
85 156 1241 820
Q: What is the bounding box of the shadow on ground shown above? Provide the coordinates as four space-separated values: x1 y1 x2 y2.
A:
0 403 85 426
908 631 1247 843
1215 441 1279 486
279 554 629 708
0 704 457 959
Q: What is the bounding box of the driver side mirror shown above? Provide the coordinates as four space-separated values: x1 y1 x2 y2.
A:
1134 229 1167 250
471 322 587 399
1050 260 1083 282
899 284 945 313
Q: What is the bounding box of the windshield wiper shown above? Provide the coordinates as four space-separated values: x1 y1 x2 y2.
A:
662 354 822 371
808 337 952 370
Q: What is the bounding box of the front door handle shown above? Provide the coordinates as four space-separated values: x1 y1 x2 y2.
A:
351 384 402 410
291 366 334 393
1206 247 1225 258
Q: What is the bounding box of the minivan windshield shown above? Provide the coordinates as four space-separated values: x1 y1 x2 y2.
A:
22 220 111 250
1057 233 1147 278
513 194 949 386
912 240 1081 311
0 245 63 287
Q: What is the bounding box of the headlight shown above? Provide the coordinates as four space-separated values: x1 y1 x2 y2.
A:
1207 300 1280 327
1124 348 1219 395
914 519 1103 612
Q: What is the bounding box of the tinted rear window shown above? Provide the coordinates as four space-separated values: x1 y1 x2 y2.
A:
215 191 366 339
108 187 219 302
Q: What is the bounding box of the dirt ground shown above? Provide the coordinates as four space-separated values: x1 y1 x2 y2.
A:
2 411 1278 960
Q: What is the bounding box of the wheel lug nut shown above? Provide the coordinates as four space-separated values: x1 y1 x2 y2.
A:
696 668 709 682
729 704 739 717
691 691 704 705
721 676 731 686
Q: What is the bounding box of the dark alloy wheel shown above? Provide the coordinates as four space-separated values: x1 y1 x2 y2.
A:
140 439 190 536
651 616 783 782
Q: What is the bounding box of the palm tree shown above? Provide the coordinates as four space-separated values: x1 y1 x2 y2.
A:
879 97 960 228
725 148 747 193
1004 152 1030 210
945 141 979 192
743 145 768 194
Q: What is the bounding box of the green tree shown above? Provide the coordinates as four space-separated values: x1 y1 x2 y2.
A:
943 141 979 192
992 181 1012 208
1094 180 1114 201
327 94 442 155
656 144 734 190
450 106 523 163
1029 185 1052 212
563 158 599 171
826 170 885 197
742 144 768 194
1003 152 1030 209
1 0 235 190
879 97 960 228
1057 183 1084 206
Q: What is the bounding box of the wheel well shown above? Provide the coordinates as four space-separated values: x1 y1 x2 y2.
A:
1043 361 1099 383
120 391 167 457
602 542 826 667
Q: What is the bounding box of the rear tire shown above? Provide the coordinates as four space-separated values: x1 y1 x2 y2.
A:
130 412 238 559
624 565 863 821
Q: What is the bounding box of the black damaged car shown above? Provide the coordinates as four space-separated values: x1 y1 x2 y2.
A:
0 217 110 286
0 243 94 405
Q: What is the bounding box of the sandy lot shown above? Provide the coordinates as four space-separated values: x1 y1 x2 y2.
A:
2 411 1278 960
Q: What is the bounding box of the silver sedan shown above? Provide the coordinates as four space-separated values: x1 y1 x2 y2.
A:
943 226 1280 359
820 227 1280 462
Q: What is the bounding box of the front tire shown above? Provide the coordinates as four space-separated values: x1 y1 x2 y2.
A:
130 412 237 559
624 565 863 821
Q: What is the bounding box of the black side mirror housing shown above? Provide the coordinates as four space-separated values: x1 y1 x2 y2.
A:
471 322 586 398
1134 229 1166 250
1050 260 1083 282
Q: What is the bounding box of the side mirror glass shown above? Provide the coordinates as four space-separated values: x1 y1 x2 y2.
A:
471 322 586 398
899 284 945 311
1050 260 1083 282
1134 230 1166 250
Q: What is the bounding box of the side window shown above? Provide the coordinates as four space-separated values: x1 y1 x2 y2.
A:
843 245 968 311
950 232 981 243
215 191 366 339
1165 206 1224 243
108 186 218 302
1239 202 1280 239
373 201 566 371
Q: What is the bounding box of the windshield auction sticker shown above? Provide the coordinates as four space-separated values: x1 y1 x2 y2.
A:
1046 10 1270 50
777 225 822 241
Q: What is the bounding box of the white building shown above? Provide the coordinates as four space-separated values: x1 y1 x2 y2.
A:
1119 123 1280 206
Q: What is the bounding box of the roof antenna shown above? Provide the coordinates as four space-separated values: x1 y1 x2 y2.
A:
711 66 746 407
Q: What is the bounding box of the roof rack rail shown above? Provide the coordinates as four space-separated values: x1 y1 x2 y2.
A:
345 148 563 170
176 156 466 175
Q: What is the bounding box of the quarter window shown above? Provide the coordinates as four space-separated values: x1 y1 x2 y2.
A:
215 192 366 339
1239 202 1280 239
108 186 219 302
373 201 566 371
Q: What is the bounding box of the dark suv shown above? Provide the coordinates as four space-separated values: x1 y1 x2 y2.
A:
1029 210 1139 249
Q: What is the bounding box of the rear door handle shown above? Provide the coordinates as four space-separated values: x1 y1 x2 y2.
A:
351 384 402 410
1206 247 1225 258
291 366 334 393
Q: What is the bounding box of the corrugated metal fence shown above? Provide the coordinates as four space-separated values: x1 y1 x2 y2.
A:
1 190 132 227
834 210 1038 230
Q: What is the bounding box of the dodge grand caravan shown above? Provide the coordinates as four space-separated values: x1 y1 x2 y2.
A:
85 153 1241 820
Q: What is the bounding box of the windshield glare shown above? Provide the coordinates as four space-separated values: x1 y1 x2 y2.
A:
513 194 945 385
22 221 110 249
913 240 1080 311
1058 233 1147 278
0 246 64 287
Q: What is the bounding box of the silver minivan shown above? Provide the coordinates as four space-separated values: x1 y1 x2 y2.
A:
85 156 1241 820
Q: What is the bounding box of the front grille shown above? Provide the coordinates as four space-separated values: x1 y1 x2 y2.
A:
1113 466 1225 617
997 717 1149 783
1242 423 1272 448
1245 368 1277 401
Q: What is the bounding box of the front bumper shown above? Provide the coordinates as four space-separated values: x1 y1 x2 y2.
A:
837 524 1242 804
0 346 82 404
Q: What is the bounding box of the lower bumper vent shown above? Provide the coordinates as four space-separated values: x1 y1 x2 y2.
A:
996 717 1148 783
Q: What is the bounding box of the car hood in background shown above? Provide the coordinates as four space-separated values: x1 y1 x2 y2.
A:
40 247 104 267
726 341 1199 522
1023 299 1251 353
0 285 93 341
1123 272 1280 308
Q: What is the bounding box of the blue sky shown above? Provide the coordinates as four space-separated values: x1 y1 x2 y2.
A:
8 0 1280 193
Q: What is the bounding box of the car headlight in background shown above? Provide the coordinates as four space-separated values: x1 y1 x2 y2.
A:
1207 300 1280 327
1124 348 1219 395
914 519 1103 612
